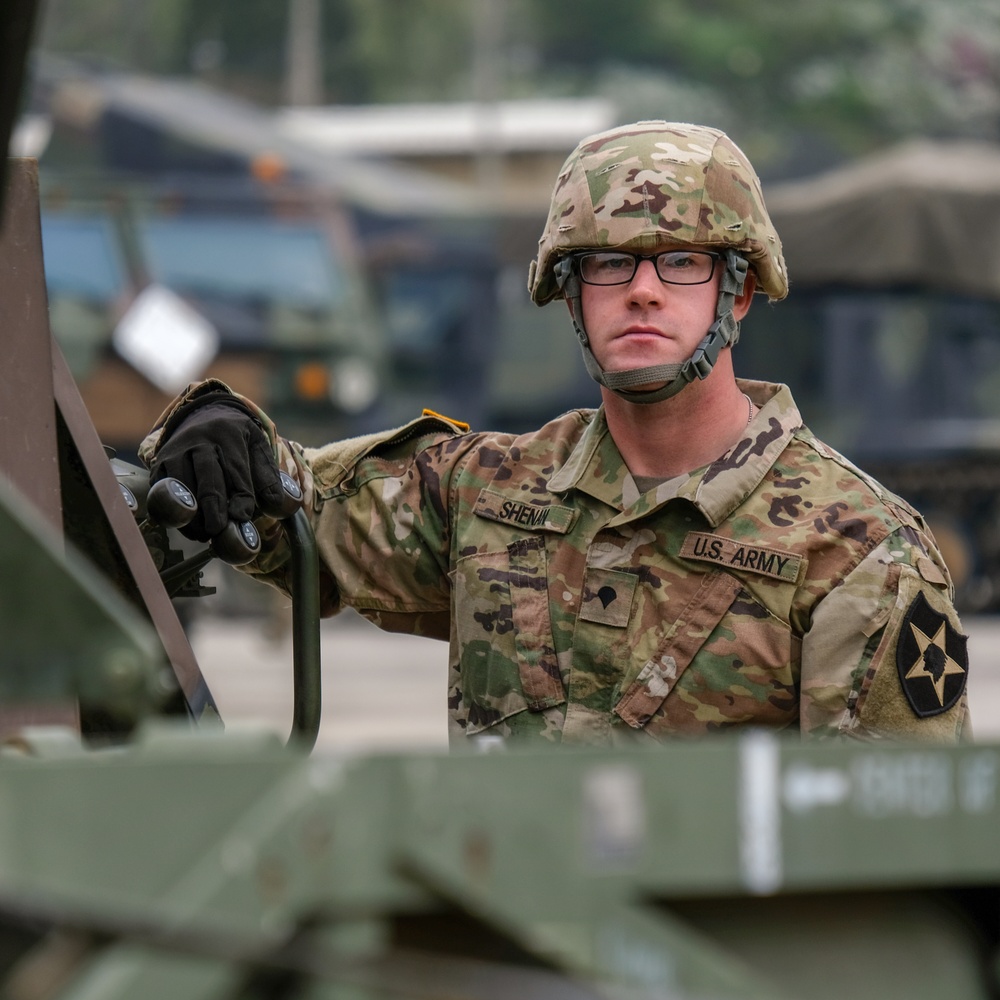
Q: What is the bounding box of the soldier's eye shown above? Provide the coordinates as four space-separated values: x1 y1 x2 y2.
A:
579 253 637 283
604 254 633 270
655 252 715 284
661 253 697 271
593 254 632 272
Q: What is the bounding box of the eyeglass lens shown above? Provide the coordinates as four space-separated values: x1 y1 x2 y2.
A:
578 251 717 286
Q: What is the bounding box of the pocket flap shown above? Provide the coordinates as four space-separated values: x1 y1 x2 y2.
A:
614 570 745 729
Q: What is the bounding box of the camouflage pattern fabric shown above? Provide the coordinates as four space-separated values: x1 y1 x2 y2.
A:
143 378 970 747
528 120 788 305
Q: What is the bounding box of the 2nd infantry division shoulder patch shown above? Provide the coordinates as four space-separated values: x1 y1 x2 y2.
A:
896 591 968 718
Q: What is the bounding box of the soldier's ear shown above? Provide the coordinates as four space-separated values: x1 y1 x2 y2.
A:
733 272 757 321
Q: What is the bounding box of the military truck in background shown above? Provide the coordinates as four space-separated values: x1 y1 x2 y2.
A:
25 53 596 449
357 207 593 434
739 140 1000 613
39 171 387 459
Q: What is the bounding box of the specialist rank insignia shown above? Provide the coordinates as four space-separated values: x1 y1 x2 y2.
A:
896 591 968 718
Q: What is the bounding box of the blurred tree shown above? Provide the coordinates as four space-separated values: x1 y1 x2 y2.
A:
336 0 477 102
37 0 1000 175
176 0 357 104
39 0 188 73
516 0 1000 171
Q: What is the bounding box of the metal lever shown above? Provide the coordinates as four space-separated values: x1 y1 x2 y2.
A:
286 507 321 751
113 458 321 752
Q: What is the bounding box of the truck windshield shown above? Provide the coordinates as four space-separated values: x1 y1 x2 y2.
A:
139 217 344 309
40 213 126 302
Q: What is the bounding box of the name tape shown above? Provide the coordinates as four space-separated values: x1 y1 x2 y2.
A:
681 531 801 582
475 489 576 534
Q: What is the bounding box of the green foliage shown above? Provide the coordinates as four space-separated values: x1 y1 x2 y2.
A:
37 0 1000 173
338 0 477 102
39 0 188 73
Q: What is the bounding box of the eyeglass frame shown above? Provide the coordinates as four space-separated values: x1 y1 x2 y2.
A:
570 249 723 287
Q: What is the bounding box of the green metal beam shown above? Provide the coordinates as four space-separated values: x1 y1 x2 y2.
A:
0 734 996 998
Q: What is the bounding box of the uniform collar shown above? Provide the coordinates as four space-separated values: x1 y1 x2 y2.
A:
548 381 803 525
688 380 801 526
547 407 628 510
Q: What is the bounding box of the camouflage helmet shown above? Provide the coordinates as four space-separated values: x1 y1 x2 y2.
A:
528 121 788 305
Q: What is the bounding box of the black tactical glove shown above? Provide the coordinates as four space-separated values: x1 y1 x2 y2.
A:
150 398 286 542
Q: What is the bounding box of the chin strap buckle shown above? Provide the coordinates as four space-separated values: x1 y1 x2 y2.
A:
686 329 724 381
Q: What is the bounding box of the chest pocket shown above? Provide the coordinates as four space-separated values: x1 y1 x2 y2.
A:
613 569 797 736
452 534 565 735
613 570 742 727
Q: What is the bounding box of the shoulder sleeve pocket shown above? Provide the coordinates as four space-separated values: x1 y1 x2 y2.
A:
850 566 968 743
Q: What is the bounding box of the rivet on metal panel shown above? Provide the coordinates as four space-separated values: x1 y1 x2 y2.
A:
463 829 492 882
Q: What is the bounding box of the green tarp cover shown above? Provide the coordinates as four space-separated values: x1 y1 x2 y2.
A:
767 139 1000 300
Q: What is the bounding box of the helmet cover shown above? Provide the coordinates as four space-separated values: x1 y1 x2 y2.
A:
528 121 788 305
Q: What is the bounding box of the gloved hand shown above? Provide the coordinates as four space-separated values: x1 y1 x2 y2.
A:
150 401 286 541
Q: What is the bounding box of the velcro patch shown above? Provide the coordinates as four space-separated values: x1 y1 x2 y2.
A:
896 591 968 718
680 532 801 582
916 554 948 587
475 489 576 534
579 568 638 628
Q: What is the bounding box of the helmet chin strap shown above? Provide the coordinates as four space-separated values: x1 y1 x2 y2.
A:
555 250 749 405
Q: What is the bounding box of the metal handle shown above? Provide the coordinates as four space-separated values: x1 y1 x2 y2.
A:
285 507 321 751
113 458 322 751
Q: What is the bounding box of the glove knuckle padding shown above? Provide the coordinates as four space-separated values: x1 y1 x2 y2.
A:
250 438 284 512
153 401 278 539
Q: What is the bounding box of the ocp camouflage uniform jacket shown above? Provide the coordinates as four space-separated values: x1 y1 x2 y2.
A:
145 378 970 746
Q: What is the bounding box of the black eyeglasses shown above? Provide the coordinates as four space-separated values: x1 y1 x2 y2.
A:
573 250 722 287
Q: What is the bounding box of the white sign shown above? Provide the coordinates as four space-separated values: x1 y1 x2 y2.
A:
113 284 219 394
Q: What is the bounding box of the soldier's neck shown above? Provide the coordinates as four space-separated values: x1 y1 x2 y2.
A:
602 370 753 480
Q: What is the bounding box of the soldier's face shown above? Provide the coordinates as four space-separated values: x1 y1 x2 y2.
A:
577 253 752 379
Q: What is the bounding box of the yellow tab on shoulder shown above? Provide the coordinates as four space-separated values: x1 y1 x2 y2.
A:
421 408 470 432
680 531 802 583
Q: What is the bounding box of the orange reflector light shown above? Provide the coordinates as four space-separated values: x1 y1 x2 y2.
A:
251 152 288 184
295 362 330 401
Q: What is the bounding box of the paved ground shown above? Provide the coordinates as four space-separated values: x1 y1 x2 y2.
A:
188 607 1000 754
189 608 450 754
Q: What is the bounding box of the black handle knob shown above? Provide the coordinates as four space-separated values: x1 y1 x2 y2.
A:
211 520 262 566
258 471 304 520
146 477 198 528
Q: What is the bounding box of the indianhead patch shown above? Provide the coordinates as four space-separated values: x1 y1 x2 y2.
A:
896 591 968 718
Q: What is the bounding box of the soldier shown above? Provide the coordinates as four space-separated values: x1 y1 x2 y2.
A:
143 120 970 745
